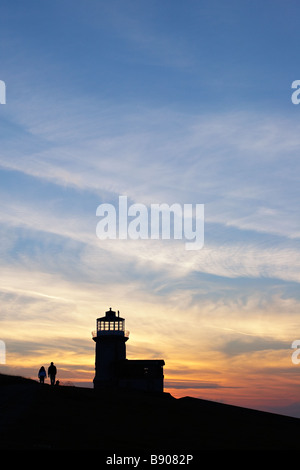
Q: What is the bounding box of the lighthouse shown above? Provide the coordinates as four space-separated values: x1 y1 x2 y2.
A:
92 307 129 388
92 307 165 392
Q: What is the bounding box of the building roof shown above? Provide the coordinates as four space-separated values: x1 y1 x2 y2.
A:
97 307 125 322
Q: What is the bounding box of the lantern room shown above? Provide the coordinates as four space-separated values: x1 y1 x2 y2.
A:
94 307 129 338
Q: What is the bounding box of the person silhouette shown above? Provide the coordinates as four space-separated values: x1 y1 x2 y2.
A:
48 362 57 386
38 366 46 384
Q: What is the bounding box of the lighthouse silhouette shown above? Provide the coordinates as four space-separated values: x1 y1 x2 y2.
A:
92 307 165 392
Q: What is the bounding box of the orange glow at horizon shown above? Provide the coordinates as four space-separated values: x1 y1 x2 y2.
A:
2 335 300 416
1 295 300 417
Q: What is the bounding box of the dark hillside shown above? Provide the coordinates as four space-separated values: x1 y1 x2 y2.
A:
0 373 299 454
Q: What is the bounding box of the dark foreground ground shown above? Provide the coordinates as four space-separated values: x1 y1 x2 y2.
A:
0 373 299 456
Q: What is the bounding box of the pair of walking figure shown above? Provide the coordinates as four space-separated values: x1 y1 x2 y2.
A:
38 362 57 385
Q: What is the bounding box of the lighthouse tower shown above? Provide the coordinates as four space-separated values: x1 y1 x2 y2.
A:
92 307 165 392
92 307 129 389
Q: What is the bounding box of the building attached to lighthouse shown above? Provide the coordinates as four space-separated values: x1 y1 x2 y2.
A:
92 308 165 392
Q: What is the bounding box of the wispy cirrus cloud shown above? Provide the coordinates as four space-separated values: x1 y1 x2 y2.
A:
1 182 300 286
2 98 300 242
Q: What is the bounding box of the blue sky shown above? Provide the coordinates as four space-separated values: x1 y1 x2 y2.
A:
1 0 300 416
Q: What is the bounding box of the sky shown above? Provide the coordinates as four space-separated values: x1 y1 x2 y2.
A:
1 0 300 418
